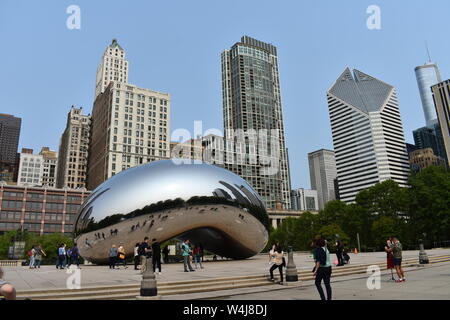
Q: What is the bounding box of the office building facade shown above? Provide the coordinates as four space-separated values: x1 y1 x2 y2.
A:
308 149 337 210
56 107 91 189
0 184 90 236
327 68 410 203
39 147 58 188
409 148 446 171
290 188 319 211
87 82 170 190
431 80 450 166
221 36 291 209
413 123 447 164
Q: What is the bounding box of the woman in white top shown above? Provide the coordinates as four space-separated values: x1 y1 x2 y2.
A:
268 246 284 284
268 244 276 264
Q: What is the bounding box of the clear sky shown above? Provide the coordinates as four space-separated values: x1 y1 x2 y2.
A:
1 0 449 189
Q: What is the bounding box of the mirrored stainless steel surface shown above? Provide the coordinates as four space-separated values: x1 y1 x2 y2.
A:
74 160 269 263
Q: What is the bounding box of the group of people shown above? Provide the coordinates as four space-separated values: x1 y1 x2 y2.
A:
108 244 127 269
385 237 406 282
56 243 80 269
27 243 80 270
27 244 46 269
181 239 204 272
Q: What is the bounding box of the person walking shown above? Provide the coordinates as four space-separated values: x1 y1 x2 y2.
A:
134 243 140 270
34 244 46 269
66 247 72 267
268 245 284 284
335 240 344 266
57 244 66 269
28 246 36 269
151 239 162 274
390 237 405 282
117 245 127 269
268 244 276 265
162 245 170 264
193 245 204 269
109 245 118 269
313 238 332 300
0 267 16 300
182 239 195 272
71 244 80 268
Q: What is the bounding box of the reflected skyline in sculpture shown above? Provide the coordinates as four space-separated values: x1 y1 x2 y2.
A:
74 160 269 263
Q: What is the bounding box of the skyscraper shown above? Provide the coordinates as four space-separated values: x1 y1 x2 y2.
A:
413 123 447 163
0 113 21 163
327 68 410 203
221 36 291 209
431 80 450 166
95 39 129 99
0 114 21 183
308 149 337 210
56 106 91 189
39 147 58 188
415 62 442 126
87 40 170 190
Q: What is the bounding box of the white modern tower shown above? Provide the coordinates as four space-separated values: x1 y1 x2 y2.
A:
415 62 442 126
95 39 129 99
327 68 410 203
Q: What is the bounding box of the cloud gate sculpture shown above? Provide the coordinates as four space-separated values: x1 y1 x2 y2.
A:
74 160 269 264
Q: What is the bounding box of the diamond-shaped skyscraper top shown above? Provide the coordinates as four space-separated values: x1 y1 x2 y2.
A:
328 68 394 114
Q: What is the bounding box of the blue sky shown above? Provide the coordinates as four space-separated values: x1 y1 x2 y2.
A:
1 0 449 189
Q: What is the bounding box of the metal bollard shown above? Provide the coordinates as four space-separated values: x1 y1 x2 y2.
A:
285 246 298 282
418 239 429 264
136 257 160 299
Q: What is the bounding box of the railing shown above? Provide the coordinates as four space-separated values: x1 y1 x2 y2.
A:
0 260 25 267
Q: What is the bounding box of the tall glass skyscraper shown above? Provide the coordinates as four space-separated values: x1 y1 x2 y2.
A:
221 36 291 209
327 68 410 203
415 62 442 126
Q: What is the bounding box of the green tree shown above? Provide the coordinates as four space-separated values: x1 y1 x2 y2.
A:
371 216 396 250
407 166 450 244
316 224 349 252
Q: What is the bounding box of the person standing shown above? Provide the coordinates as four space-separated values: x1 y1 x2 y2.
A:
182 239 195 272
71 244 80 269
34 244 46 269
57 244 66 269
138 237 152 272
162 245 170 264
335 240 344 266
390 237 405 282
193 245 204 269
28 246 36 269
151 239 162 274
313 238 332 300
117 245 127 269
268 245 284 284
109 245 118 269
134 243 140 270
66 247 72 267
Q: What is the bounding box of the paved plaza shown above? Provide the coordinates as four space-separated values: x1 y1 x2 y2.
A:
220 262 450 300
2 248 450 293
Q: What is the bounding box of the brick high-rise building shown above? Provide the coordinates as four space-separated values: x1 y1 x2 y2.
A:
56 107 91 189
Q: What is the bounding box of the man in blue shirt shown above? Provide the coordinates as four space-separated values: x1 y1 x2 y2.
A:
181 239 195 272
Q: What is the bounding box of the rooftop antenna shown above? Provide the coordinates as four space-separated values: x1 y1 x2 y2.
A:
425 41 432 63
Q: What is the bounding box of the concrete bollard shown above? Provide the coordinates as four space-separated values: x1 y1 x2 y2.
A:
136 256 161 300
285 246 298 282
418 239 429 264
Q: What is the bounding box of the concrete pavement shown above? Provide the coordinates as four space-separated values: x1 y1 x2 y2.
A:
2 248 450 292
